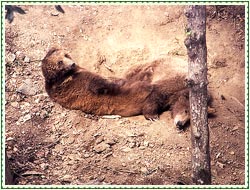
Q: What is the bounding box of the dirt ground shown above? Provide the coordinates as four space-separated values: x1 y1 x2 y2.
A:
4 5 246 186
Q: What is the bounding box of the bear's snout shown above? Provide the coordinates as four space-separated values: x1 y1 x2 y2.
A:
174 113 190 129
176 121 184 128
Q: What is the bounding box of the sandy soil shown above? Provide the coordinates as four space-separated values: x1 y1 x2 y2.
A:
4 5 245 185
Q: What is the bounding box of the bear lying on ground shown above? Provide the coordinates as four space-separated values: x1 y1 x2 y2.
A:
42 48 212 128
126 62 215 128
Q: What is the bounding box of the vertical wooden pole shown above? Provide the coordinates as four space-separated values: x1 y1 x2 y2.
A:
184 5 211 185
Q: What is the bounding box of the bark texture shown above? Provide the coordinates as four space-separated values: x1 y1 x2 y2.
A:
184 5 211 185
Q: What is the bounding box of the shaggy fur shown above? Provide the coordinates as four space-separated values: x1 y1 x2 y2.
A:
42 48 188 121
125 61 214 128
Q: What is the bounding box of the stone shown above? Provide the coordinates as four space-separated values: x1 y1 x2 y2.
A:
6 53 16 63
93 142 110 153
121 147 132 152
23 56 30 63
105 137 117 145
16 79 38 96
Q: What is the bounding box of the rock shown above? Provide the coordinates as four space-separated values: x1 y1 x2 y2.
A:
139 146 146 150
15 51 23 58
93 133 101 137
13 147 18 152
51 12 59 16
61 136 75 145
84 153 90 158
40 163 49 170
140 167 149 174
23 56 30 63
121 147 132 152
68 153 81 161
231 126 239 132
103 152 112 158
149 143 155 148
22 114 31 122
128 142 136 148
230 151 235 155
6 53 16 63
54 144 64 154
216 152 221 159
96 136 104 144
61 175 72 182
6 137 14 141
10 102 19 108
39 110 49 119
217 161 225 168
16 79 38 96
105 137 117 145
22 171 44 176
143 141 149 147
93 142 110 153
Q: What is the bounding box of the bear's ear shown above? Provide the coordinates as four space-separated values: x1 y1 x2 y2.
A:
45 47 59 58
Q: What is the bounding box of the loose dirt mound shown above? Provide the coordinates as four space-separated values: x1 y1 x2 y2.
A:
5 5 245 185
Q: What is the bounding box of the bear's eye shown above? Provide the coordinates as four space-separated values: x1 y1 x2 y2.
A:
185 110 188 114
57 61 63 66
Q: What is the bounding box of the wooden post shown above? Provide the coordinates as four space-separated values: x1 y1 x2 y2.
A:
184 5 211 184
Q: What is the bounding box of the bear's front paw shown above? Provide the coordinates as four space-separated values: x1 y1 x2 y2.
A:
144 114 159 121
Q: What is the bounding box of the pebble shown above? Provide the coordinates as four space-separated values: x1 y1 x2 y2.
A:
84 153 90 158
61 175 72 182
128 142 136 148
216 152 221 159
61 136 75 145
23 56 30 63
105 137 117 145
15 51 23 58
51 12 59 16
139 146 145 150
217 161 225 169
103 152 113 158
93 142 110 153
40 110 49 119
22 114 31 122
13 147 18 152
7 53 16 62
231 126 239 132
96 136 104 144
140 167 149 174
40 163 49 170
16 79 38 96
143 141 149 147
121 147 132 152
230 151 235 155
149 143 155 148
10 102 19 108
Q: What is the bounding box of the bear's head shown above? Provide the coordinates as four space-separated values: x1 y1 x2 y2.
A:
42 47 77 84
171 90 190 129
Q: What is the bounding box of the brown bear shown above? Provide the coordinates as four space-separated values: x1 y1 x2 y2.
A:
42 47 189 122
124 60 214 129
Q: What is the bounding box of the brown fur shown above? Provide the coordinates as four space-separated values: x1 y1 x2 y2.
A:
125 62 214 128
42 48 188 120
42 49 187 119
43 48 217 127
